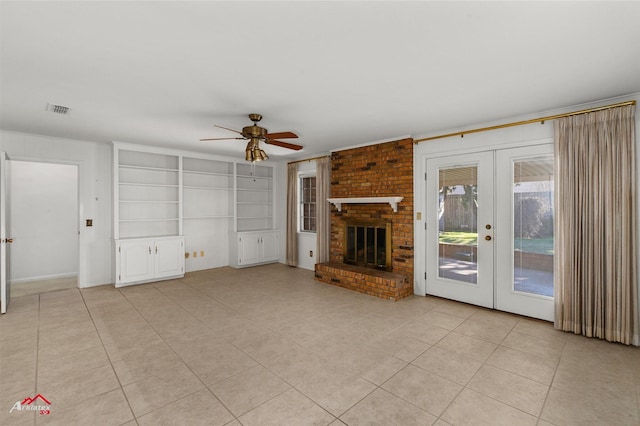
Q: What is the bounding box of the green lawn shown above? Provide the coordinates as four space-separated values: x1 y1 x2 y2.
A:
439 231 477 245
439 232 553 254
514 237 554 255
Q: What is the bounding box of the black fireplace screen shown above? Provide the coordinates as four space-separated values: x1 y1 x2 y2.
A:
344 221 392 271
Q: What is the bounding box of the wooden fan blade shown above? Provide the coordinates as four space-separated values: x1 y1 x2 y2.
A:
214 125 244 135
265 131 298 139
200 137 245 141
264 139 303 151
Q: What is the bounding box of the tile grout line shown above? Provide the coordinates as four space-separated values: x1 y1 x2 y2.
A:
78 288 138 424
156 279 339 424
121 283 243 424
430 313 520 424
535 331 571 426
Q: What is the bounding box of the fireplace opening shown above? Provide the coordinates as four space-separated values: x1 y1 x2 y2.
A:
344 220 392 271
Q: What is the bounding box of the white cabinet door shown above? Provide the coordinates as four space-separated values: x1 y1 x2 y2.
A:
238 233 260 265
116 236 184 287
155 237 185 278
260 232 279 262
235 231 279 267
118 240 154 285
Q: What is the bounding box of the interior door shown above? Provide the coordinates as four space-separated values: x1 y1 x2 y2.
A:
1 152 12 314
425 152 494 308
496 145 554 321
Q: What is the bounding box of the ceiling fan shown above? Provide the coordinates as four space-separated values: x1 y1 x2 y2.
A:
201 113 303 162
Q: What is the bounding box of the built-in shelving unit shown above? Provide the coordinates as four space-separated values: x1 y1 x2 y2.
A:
182 156 234 271
236 163 273 232
113 143 279 281
116 150 180 239
183 157 233 220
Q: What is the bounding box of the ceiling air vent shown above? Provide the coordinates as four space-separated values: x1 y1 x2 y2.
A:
45 103 71 115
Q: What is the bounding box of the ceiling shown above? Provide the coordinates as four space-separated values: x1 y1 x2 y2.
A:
2 1 640 161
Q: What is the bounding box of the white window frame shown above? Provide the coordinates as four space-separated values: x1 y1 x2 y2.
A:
299 173 316 233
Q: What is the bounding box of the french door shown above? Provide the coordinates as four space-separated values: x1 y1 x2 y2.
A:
426 152 495 309
425 144 554 321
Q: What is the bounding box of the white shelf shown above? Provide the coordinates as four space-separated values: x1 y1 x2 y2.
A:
119 218 180 223
236 188 271 192
184 215 234 220
183 170 233 177
237 174 271 179
119 182 179 188
120 200 179 203
327 196 404 213
183 186 233 191
120 165 179 172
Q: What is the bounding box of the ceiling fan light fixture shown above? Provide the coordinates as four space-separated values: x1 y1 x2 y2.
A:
245 147 269 163
256 149 269 162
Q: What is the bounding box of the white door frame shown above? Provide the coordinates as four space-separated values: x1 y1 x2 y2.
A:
6 156 84 289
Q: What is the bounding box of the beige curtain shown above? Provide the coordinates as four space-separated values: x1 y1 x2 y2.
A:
316 157 331 264
286 162 298 266
554 104 638 346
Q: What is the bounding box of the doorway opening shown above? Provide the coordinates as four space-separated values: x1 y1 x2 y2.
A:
9 161 79 297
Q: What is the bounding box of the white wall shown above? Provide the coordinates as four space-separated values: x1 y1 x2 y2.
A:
0 131 112 287
9 161 78 282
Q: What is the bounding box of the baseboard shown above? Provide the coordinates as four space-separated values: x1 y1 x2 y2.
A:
10 272 78 285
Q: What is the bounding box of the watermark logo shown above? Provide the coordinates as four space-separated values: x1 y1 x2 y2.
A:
9 394 51 416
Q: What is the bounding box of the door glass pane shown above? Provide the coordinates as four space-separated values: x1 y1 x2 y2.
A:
513 157 554 296
438 166 478 284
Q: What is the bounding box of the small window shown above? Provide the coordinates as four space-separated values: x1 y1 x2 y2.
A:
300 176 316 232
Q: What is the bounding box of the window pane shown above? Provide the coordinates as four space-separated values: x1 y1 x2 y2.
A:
438 166 478 285
513 156 554 297
300 176 317 232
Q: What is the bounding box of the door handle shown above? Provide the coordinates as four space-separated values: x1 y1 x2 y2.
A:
4 238 13 243
485 235 492 241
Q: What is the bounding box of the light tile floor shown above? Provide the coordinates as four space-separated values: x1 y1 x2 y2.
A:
1 264 638 425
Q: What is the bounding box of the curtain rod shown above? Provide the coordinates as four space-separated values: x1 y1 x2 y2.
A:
414 100 637 144
287 155 330 165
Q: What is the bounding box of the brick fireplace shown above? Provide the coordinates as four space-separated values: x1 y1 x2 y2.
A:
314 138 414 301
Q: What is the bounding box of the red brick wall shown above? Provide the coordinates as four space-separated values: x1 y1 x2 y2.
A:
329 138 414 288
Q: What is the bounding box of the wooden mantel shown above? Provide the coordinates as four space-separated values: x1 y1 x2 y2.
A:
327 197 404 213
